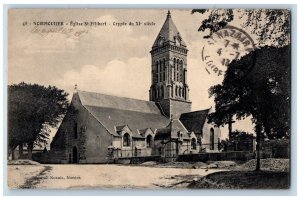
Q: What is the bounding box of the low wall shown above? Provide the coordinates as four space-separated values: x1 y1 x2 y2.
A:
116 155 161 164
177 151 255 162
261 141 290 159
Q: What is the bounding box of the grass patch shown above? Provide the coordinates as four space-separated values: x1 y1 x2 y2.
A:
188 170 290 189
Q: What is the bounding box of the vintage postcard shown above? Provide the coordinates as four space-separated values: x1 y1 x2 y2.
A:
7 8 291 189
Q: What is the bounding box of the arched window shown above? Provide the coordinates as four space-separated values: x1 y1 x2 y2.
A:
156 61 159 83
123 133 131 147
191 138 197 150
180 60 183 69
163 59 166 81
73 122 78 139
146 135 153 148
173 58 176 81
175 86 178 96
159 60 162 72
161 86 164 98
159 60 162 82
210 128 215 150
179 60 183 81
176 59 178 81
179 87 182 97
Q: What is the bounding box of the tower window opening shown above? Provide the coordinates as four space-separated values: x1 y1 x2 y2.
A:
173 58 176 81
156 61 159 83
156 62 160 82
173 68 176 81
163 59 166 81
160 60 162 82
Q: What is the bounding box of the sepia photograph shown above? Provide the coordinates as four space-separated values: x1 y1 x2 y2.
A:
6 8 291 190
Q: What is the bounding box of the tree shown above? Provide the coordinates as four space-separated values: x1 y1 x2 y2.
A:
208 45 290 171
220 130 255 152
8 82 69 160
192 9 290 47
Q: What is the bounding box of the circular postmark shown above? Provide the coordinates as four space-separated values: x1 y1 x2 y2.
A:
202 25 256 78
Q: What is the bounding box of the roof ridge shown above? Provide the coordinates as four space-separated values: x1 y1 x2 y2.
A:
181 109 210 115
84 105 168 116
77 90 152 103
77 90 163 114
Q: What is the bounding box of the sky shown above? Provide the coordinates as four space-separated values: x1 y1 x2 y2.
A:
8 9 256 143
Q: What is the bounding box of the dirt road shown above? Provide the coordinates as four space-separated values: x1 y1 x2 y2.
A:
9 164 225 189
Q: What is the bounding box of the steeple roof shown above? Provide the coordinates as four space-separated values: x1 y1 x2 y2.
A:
152 10 187 48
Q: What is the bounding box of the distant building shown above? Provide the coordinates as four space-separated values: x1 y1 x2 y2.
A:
50 11 220 163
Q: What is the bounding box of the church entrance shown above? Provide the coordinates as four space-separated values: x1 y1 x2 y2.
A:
72 146 78 163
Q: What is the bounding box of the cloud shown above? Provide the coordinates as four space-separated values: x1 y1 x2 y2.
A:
55 56 151 100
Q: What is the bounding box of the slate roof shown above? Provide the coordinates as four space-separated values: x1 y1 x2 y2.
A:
78 90 162 114
77 90 170 138
115 125 128 132
152 11 187 48
155 119 190 140
179 109 210 135
138 128 154 137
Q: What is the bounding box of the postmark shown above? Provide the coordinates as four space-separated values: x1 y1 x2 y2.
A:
202 25 256 78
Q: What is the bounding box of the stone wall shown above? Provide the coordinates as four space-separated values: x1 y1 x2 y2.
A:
178 151 255 162
50 93 113 164
201 118 221 152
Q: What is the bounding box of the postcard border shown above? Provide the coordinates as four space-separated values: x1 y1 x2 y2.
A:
2 3 298 196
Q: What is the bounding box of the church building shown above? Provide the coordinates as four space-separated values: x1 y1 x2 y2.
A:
49 11 221 164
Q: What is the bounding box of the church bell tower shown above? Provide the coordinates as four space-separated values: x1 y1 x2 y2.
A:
149 10 191 119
